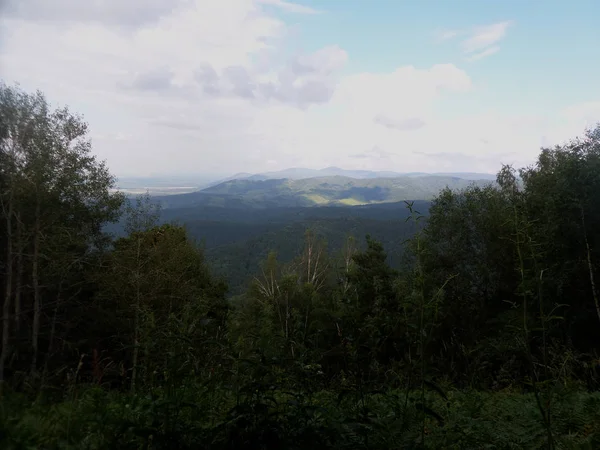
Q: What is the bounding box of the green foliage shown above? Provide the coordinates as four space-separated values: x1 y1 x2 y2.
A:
0 82 124 388
96 222 228 391
3 385 600 449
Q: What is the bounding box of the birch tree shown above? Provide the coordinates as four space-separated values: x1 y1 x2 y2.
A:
0 82 123 383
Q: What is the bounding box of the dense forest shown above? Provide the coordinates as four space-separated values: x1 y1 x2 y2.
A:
112 201 431 296
2 82 600 449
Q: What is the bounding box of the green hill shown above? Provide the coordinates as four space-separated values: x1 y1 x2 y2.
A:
157 175 492 210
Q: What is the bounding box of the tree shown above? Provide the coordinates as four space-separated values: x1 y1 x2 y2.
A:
97 222 227 391
515 125 600 357
0 82 124 385
338 236 399 384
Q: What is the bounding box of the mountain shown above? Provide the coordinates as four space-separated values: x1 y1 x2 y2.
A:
113 168 497 197
216 166 497 182
156 175 493 210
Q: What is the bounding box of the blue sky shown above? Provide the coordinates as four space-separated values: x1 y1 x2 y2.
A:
280 0 600 115
1 0 599 177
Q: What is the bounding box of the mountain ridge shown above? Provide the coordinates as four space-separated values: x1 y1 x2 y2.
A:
206 167 497 186
156 174 494 209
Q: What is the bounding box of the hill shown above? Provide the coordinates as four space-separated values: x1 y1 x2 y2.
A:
157 175 492 209
212 167 498 182
112 168 497 197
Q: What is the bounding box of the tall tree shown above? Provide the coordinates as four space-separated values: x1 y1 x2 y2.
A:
97 222 227 391
0 82 124 384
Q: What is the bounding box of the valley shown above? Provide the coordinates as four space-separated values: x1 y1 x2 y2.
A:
111 170 492 294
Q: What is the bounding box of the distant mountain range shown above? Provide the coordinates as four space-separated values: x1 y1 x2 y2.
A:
156 173 495 209
211 167 497 185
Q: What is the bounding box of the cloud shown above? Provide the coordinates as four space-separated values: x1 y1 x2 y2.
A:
462 21 513 53
188 45 348 107
434 29 463 43
461 21 513 60
257 0 321 14
1 0 180 27
290 45 348 76
0 2 595 177
351 146 394 159
374 114 426 131
465 46 500 62
413 151 519 172
438 20 512 61
128 67 175 91
562 101 600 125
195 64 222 96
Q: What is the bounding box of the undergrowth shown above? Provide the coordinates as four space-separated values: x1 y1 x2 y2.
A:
2 384 600 449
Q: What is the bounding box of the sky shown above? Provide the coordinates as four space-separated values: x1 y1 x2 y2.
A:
1 0 599 178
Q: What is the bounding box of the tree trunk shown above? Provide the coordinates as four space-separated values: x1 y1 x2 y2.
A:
14 217 23 332
0 193 14 383
30 201 41 376
581 206 600 324
131 236 142 393
41 291 62 388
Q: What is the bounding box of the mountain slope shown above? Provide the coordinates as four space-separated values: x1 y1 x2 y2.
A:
183 175 492 208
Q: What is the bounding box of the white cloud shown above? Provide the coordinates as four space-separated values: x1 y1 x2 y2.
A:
0 2 596 177
433 28 463 43
257 0 321 14
562 102 600 125
1 0 178 26
374 115 426 131
465 46 500 62
462 21 513 54
189 45 348 107
437 20 512 61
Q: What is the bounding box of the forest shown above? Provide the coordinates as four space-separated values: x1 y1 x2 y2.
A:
112 200 431 296
2 82 600 449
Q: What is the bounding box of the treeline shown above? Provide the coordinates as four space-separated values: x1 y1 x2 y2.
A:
2 82 600 448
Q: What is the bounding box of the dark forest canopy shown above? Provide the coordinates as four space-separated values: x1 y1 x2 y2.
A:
2 82 600 448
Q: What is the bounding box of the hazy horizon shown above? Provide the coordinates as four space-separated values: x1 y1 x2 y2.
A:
114 166 499 183
2 0 599 177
